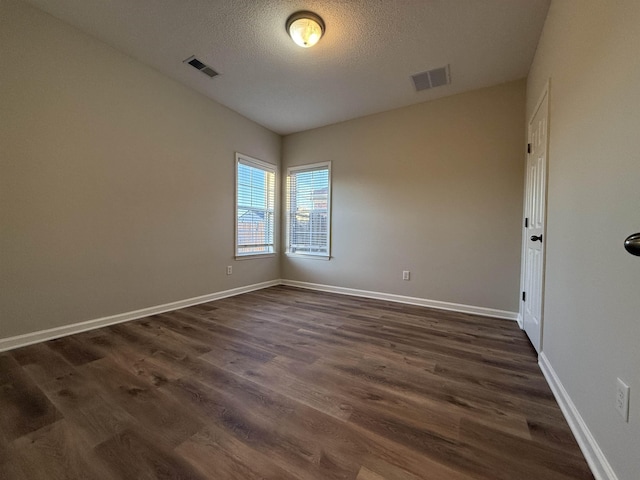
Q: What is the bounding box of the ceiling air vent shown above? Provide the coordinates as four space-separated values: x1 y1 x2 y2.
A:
411 65 450 92
183 55 219 78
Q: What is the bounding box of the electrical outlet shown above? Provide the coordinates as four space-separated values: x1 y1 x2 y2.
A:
226 266 233 275
402 270 410 281
616 378 630 421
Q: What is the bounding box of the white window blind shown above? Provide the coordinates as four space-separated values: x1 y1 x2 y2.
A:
286 162 331 257
235 154 276 257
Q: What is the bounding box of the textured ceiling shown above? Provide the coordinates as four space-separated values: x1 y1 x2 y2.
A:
23 0 551 135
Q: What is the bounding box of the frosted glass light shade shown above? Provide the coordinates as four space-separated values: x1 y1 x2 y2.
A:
286 11 325 48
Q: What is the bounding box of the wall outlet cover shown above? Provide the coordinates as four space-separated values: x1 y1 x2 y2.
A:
616 377 630 422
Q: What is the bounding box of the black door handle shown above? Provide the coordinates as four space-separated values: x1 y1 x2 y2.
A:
530 235 543 242
624 233 640 256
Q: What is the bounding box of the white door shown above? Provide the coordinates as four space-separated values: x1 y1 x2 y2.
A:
522 86 549 353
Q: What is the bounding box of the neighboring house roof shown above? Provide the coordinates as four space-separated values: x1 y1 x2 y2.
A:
238 210 266 223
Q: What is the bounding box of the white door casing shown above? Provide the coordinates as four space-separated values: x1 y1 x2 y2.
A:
522 84 549 353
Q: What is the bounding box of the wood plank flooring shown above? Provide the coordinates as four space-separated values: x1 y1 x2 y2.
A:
0 286 594 479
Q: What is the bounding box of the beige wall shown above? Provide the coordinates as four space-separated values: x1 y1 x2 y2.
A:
282 80 526 312
0 0 280 339
528 1 640 479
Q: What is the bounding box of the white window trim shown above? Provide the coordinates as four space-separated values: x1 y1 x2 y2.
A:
285 161 331 259
235 152 277 259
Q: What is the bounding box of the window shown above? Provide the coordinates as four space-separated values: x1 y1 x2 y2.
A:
235 153 276 257
286 162 331 257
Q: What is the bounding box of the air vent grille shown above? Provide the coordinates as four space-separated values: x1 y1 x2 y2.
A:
184 55 219 79
200 66 218 78
411 65 450 92
187 58 206 70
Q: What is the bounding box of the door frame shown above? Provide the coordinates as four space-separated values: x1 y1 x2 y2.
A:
518 79 551 352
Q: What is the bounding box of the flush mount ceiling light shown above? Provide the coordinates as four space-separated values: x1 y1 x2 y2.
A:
286 11 325 48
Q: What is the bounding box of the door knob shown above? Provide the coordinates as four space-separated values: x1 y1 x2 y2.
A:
624 233 640 256
530 235 543 242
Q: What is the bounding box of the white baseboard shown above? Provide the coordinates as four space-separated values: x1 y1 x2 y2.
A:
539 352 618 480
0 280 280 352
0 278 518 352
280 279 518 321
516 312 524 329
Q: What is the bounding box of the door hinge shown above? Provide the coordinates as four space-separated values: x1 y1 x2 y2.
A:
525 217 529 228
522 291 526 302
527 143 531 154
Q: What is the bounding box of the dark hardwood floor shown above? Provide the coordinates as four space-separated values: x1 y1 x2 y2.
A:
0 286 593 479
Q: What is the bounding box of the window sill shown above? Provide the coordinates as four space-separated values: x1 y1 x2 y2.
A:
285 253 331 261
235 253 277 261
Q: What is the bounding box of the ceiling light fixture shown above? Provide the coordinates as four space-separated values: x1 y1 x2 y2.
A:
286 11 325 48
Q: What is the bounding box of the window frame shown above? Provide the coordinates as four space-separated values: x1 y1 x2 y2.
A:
285 161 332 259
234 152 277 259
